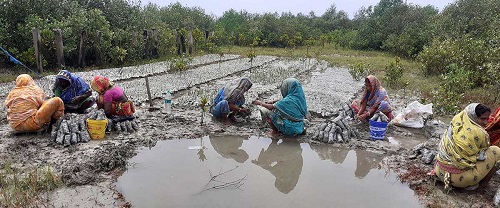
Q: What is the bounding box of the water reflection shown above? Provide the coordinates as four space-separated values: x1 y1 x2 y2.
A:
309 144 383 179
251 139 303 194
355 150 382 179
116 136 421 207
309 144 349 164
209 135 249 163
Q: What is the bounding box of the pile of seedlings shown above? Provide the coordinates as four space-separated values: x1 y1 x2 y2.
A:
311 103 360 143
51 114 92 146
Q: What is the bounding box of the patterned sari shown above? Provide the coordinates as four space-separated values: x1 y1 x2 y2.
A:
351 75 393 120
434 103 500 188
4 74 64 131
486 107 500 146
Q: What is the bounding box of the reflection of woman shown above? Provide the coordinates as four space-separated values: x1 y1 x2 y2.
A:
486 107 500 146
309 144 349 164
90 76 135 118
4 74 65 132
355 150 382 179
52 70 94 112
434 103 500 190
211 77 253 125
253 78 308 136
351 75 392 122
209 135 249 163
252 139 303 194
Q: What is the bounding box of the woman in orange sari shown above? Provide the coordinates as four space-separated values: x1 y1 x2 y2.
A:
90 75 135 118
486 106 500 146
4 74 65 132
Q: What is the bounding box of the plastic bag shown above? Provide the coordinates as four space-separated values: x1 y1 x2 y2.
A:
390 101 433 128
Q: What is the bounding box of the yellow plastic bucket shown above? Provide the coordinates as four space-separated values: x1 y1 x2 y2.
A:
87 119 108 140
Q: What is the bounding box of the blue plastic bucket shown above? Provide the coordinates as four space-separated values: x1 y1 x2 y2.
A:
369 120 389 140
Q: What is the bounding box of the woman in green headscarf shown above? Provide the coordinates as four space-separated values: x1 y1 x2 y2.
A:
433 103 500 190
253 78 308 136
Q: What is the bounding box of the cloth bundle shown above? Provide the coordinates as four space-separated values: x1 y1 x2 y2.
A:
51 114 91 147
311 113 360 143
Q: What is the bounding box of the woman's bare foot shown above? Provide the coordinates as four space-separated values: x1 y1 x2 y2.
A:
267 130 281 138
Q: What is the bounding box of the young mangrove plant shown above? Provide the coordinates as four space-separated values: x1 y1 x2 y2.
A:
199 97 209 125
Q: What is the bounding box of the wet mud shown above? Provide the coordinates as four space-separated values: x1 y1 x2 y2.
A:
0 54 496 207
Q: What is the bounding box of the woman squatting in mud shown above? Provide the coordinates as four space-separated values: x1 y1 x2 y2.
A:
351 75 393 123
52 70 95 113
4 74 65 132
253 78 308 136
90 75 135 118
211 77 253 125
432 103 500 190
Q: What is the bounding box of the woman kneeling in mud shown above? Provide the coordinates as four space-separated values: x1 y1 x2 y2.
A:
253 78 308 136
211 77 252 125
433 103 500 190
351 75 393 122
90 75 135 118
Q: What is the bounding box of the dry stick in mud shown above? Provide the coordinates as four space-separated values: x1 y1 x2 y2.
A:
203 166 246 191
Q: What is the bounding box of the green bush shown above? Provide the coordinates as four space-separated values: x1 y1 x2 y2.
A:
348 62 369 81
384 57 404 88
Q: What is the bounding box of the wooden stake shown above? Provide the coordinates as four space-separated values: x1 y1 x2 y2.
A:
145 76 153 107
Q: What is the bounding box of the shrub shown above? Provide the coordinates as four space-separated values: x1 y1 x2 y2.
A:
384 57 404 88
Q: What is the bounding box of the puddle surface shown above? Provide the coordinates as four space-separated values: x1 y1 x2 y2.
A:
116 136 421 207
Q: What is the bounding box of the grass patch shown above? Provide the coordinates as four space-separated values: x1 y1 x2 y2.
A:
0 163 63 207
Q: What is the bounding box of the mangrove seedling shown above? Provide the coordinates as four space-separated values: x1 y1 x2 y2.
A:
199 97 209 125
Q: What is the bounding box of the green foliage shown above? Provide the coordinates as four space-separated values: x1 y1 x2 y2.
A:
170 55 193 72
383 57 404 88
431 64 474 114
348 62 369 81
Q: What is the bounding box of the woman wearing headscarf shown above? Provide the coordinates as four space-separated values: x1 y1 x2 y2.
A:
433 103 500 190
52 70 94 112
253 78 308 136
90 75 135 118
486 106 500 146
211 77 253 124
4 74 65 132
351 75 393 122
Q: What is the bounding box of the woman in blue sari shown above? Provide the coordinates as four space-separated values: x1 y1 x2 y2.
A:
253 78 308 136
211 77 253 124
52 70 95 113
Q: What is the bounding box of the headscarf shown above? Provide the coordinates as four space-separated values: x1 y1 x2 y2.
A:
486 107 500 146
90 75 114 95
274 78 307 121
223 77 252 103
52 70 91 103
4 74 45 127
436 103 490 170
362 75 391 112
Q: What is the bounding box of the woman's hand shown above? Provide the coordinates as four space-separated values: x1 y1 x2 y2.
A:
71 96 82 104
240 108 251 114
252 100 263 106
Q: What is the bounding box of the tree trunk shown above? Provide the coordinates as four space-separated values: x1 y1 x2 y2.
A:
188 29 194 55
32 28 43 73
53 29 64 68
95 30 102 66
151 28 158 58
78 30 88 68
143 29 149 58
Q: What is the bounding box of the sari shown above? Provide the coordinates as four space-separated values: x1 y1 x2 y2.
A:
261 78 308 135
91 76 134 117
52 70 91 105
211 77 252 118
351 75 393 120
4 74 64 131
486 107 500 146
434 103 500 188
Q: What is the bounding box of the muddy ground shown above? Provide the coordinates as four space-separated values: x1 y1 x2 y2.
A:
0 54 498 207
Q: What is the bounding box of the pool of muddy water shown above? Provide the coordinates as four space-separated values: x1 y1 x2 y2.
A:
116 136 421 207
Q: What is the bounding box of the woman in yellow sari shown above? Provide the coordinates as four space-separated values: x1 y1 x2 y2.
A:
4 74 65 132
433 103 500 190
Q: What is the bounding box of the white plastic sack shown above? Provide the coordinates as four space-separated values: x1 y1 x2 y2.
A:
390 101 433 128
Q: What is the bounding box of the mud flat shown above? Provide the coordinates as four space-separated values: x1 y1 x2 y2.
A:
0 54 496 207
